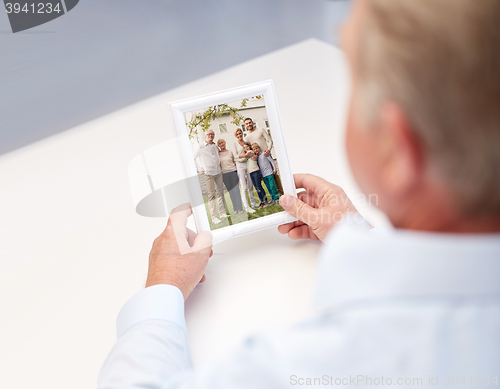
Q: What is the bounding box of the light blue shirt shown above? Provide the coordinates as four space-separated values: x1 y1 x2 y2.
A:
98 219 500 388
256 153 276 178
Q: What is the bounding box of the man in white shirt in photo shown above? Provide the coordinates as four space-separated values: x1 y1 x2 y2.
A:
98 0 500 387
244 117 284 195
243 117 272 158
192 129 227 225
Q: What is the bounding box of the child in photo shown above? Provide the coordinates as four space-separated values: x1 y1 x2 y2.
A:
251 143 280 204
242 142 267 208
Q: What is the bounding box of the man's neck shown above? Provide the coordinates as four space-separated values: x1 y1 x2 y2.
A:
389 185 500 233
400 211 500 233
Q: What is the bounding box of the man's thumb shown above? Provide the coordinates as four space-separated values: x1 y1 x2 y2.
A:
191 230 213 253
279 194 317 225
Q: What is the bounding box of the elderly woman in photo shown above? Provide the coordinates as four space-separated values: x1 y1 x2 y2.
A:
230 128 258 212
217 139 244 215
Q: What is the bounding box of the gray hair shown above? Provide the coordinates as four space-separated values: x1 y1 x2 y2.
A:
357 0 500 216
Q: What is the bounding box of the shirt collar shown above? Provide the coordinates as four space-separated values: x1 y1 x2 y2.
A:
314 217 500 309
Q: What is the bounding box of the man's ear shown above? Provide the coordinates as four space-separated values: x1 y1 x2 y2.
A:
377 102 424 197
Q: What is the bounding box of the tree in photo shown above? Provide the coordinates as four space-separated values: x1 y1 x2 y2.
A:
186 96 262 139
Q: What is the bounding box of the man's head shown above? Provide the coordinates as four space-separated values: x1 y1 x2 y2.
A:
244 118 254 131
205 130 215 144
343 0 500 229
251 143 261 155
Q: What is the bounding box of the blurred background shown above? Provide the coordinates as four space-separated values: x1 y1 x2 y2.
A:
0 0 350 155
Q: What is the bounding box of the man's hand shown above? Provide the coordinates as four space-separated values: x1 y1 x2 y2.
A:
264 150 271 157
146 203 213 300
278 174 359 242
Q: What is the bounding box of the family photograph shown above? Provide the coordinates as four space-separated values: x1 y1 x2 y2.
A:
187 97 284 230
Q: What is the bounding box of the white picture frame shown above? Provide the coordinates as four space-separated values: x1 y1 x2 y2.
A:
169 80 297 243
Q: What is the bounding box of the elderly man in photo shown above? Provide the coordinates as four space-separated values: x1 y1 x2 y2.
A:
193 129 227 225
98 0 500 387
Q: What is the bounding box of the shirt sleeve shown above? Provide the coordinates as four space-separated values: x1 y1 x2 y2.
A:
261 128 273 151
230 142 246 163
180 332 286 389
193 146 204 172
97 285 284 389
97 285 193 389
267 156 276 171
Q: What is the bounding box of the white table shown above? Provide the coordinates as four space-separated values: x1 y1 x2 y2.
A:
0 39 388 389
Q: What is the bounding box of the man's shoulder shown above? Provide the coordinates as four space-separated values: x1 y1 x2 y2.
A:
246 129 263 137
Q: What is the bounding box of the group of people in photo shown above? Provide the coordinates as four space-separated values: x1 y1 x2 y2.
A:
193 117 282 225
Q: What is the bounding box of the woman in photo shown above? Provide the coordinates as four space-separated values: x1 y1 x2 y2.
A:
230 128 258 212
217 139 244 214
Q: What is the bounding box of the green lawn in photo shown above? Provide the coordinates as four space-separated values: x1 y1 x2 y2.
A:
203 184 284 231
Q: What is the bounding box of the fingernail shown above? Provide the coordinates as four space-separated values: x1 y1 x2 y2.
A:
200 230 213 240
280 195 294 209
